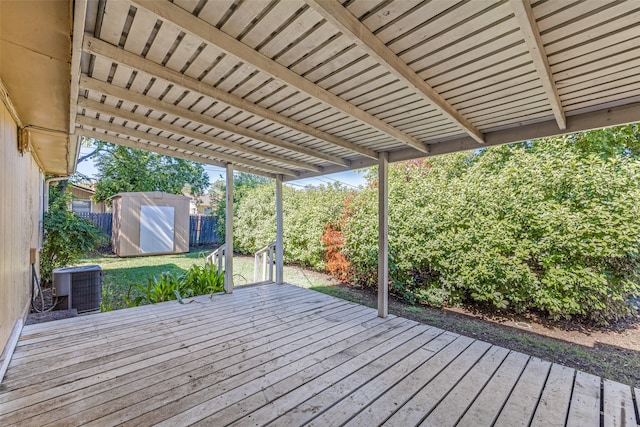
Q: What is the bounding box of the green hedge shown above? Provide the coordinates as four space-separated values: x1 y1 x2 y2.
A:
343 139 640 324
234 183 349 269
230 127 640 324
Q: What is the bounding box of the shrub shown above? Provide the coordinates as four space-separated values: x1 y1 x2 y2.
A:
181 262 225 296
321 223 351 282
131 272 183 305
127 263 225 307
40 184 105 283
234 183 349 270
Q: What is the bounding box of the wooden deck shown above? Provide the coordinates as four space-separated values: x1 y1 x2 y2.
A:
1 283 638 426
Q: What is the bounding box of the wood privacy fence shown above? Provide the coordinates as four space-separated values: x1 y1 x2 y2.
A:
76 213 219 247
76 212 112 240
189 215 219 246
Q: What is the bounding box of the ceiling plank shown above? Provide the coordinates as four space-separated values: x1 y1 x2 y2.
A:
510 0 566 130
79 75 349 167
78 97 319 172
83 35 379 160
76 115 298 176
129 0 429 153
305 0 485 145
77 128 275 178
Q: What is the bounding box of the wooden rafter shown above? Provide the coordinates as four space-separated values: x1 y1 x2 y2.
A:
129 0 429 153
77 128 275 178
82 36 378 160
79 75 348 167
77 97 318 172
510 0 566 130
76 115 297 176
305 0 485 145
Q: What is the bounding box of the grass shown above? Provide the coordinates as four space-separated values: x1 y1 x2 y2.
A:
81 250 334 310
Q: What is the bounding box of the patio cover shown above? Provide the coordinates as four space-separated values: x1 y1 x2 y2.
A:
5 0 640 316
71 0 640 180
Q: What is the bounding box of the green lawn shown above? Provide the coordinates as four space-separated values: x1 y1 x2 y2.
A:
80 250 335 310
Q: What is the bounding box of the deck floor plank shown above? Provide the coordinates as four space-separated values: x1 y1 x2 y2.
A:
216 326 445 427
266 328 447 427
530 364 577 427
106 311 399 427
384 340 492 426
1 290 341 399
0 298 356 425
12 284 306 355
493 357 552 427
26 304 377 426
299 332 458 427
566 370 603 427
6 289 319 376
420 345 511 426
177 323 434 426
0 283 636 427
335 334 474 427
603 379 637 427
636 388 640 424
456 351 530 426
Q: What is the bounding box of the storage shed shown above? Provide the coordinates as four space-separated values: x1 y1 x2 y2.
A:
111 192 190 257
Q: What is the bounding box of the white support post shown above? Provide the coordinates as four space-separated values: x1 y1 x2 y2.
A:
378 152 389 318
275 174 284 284
225 164 234 293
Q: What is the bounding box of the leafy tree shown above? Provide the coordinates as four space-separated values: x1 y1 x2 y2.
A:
568 123 640 159
40 183 105 283
211 172 271 238
87 141 209 203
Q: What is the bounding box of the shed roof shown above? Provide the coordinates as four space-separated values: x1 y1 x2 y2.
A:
111 191 191 200
73 0 640 180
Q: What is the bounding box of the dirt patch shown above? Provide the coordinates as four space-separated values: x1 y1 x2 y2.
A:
311 282 640 388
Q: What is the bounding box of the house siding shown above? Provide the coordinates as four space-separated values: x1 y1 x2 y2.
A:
0 101 42 358
69 186 106 213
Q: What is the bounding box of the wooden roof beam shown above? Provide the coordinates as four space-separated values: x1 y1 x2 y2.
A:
305 0 485 145
129 0 428 153
79 75 348 167
83 35 377 160
78 97 316 173
510 0 566 130
76 114 298 177
77 128 275 178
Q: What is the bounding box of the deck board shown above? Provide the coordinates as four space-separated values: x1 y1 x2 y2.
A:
0 283 637 426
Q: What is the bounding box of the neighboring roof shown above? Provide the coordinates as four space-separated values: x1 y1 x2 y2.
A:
111 191 190 200
0 0 76 175
69 183 96 195
192 193 213 207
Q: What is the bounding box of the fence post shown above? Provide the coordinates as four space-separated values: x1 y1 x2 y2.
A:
254 252 260 282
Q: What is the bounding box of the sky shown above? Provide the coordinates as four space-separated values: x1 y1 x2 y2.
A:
76 145 369 190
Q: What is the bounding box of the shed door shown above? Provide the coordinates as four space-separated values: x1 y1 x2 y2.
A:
140 205 175 253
